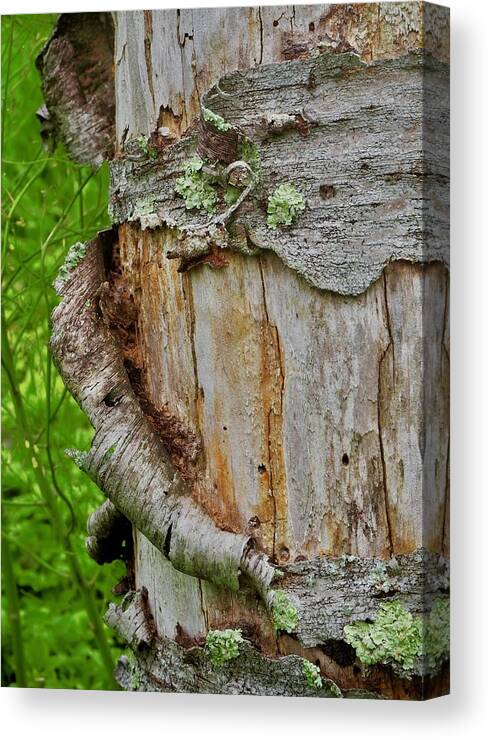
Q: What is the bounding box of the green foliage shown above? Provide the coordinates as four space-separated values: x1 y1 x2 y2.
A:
271 590 298 633
205 628 244 668
302 659 322 689
266 183 305 229
202 106 232 132
174 155 217 213
343 600 422 673
1 14 125 690
423 597 449 672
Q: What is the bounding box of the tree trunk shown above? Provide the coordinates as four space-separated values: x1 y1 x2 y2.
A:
40 3 449 700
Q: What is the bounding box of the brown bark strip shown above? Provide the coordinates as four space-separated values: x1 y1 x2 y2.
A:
36 12 115 167
50 229 275 596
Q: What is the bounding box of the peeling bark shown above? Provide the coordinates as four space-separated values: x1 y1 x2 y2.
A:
43 3 450 700
107 590 343 697
36 12 115 167
110 50 448 294
50 230 275 597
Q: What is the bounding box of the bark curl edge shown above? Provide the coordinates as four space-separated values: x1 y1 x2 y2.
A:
50 230 275 596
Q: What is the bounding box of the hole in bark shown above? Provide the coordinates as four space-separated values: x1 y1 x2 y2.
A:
320 184 336 200
273 19 279 27
163 524 172 558
320 639 357 667
257 463 266 473
279 546 290 562
342 453 349 466
222 425 227 431
248 516 261 529
103 388 124 407
309 21 315 32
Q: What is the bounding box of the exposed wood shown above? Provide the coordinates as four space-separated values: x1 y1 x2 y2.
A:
50 231 275 597
42 3 450 699
110 50 448 294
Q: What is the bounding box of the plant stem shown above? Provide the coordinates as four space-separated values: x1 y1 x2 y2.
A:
1 532 28 687
1 314 118 688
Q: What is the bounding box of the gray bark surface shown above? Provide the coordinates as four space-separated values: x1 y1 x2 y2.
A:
110 50 448 294
41 3 450 700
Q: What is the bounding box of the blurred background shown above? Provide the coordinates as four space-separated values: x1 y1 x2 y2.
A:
1 13 125 689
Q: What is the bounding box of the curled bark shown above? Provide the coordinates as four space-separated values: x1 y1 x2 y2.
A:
85 499 131 565
50 230 275 595
109 50 449 295
107 590 343 698
36 12 115 167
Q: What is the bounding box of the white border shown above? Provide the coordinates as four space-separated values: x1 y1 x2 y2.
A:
2 1 489 738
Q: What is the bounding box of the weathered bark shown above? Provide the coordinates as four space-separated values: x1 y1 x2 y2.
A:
42 3 449 700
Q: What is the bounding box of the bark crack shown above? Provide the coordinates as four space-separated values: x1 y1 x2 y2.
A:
257 257 285 561
378 272 394 557
51 230 276 597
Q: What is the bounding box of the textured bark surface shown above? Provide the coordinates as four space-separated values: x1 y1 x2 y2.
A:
43 2 450 700
36 12 115 167
50 232 275 597
110 50 448 294
107 590 343 697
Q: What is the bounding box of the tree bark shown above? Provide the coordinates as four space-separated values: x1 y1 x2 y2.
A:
41 3 449 700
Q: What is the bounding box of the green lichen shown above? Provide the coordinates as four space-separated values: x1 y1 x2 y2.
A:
125 652 142 690
101 445 116 465
137 135 157 159
327 680 343 698
224 185 241 206
202 107 232 132
205 628 244 668
343 600 422 673
174 156 217 213
344 598 450 676
57 241 87 286
422 597 449 672
266 183 306 229
65 448 87 469
271 590 298 634
238 137 261 178
302 659 322 690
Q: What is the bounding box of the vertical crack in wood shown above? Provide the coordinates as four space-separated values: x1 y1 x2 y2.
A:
51 230 276 596
143 10 155 108
378 272 394 557
258 257 286 561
